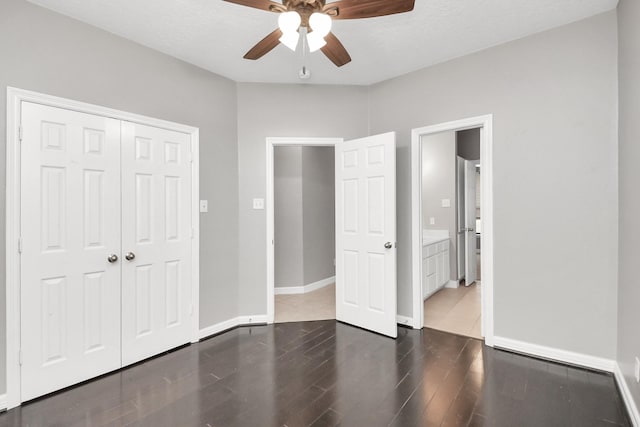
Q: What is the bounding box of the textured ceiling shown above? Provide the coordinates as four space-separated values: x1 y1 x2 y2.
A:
27 0 618 85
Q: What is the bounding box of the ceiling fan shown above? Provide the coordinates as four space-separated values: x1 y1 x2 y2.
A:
223 0 416 67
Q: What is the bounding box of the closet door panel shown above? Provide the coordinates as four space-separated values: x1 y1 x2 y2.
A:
20 102 122 402
120 121 193 366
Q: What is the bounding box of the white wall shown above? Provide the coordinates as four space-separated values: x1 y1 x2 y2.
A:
368 12 619 358
302 147 336 284
422 131 457 279
274 146 335 288
274 147 304 287
0 0 240 393
617 0 640 411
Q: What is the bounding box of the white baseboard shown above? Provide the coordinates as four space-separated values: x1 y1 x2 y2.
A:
237 315 269 325
199 315 269 340
274 276 335 295
615 363 640 426
493 336 616 372
445 280 459 289
0 393 6 411
396 315 413 327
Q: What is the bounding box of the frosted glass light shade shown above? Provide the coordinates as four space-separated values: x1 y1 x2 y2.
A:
309 12 332 37
279 31 300 51
278 11 301 33
306 31 327 52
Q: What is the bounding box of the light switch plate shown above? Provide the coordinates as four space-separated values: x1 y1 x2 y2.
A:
441 199 451 208
199 200 208 213
253 198 265 210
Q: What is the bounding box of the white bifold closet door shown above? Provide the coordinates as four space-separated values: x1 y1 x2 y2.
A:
20 103 194 402
20 102 122 401
120 122 193 366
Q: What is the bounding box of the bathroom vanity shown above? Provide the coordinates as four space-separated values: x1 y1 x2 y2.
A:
422 231 451 299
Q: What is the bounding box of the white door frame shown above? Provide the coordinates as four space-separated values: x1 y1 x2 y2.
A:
5 87 201 409
265 137 342 324
410 115 494 346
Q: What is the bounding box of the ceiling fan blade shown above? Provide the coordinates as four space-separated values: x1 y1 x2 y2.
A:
324 0 415 20
244 29 283 60
320 32 352 67
223 0 285 13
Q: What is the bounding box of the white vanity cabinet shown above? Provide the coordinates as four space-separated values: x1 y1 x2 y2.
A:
422 239 451 299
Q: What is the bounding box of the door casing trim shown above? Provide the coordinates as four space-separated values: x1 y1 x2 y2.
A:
265 137 342 324
5 87 201 409
410 115 494 346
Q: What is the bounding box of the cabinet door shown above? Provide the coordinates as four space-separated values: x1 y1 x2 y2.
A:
436 252 444 287
422 257 429 298
427 274 438 294
443 249 451 284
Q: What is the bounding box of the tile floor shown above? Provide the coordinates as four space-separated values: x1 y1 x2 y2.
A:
424 282 482 339
275 283 336 323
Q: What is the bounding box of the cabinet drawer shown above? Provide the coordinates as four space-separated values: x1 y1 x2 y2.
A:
437 241 448 253
424 243 437 257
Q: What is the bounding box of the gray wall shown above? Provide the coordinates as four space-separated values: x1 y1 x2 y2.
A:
457 128 481 160
368 12 619 358
302 147 336 285
274 147 304 287
617 0 640 410
274 146 335 287
421 131 457 279
236 83 369 316
0 0 240 392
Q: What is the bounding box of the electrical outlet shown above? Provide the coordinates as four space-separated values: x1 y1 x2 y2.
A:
430 217 435 225
199 200 208 213
635 357 640 383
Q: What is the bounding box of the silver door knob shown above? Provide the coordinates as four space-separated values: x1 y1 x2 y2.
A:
107 254 118 263
384 242 393 249
125 252 136 261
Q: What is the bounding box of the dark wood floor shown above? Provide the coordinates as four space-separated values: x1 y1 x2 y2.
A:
0 321 630 427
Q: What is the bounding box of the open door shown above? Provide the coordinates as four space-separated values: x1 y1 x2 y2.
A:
335 132 397 338
464 160 477 286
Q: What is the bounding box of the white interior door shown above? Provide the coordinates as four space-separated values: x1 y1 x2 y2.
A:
464 160 477 286
20 102 122 401
335 132 397 338
120 121 193 366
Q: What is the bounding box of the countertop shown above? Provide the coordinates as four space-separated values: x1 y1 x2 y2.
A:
423 236 450 246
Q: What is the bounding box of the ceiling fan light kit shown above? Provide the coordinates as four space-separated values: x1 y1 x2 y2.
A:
224 0 416 67
278 11 301 50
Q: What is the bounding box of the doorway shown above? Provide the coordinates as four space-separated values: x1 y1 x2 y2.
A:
273 145 336 323
266 134 398 338
411 116 494 345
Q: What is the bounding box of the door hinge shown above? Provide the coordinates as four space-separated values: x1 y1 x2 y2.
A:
18 125 23 142
18 349 22 366
18 237 22 254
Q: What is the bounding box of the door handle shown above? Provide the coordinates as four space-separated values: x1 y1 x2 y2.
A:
107 254 118 263
384 242 393 249
125 252 136 261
